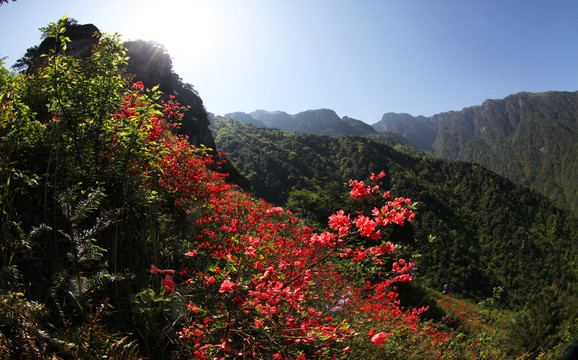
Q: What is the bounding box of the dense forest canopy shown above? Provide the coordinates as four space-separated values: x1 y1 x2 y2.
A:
211 116 578 306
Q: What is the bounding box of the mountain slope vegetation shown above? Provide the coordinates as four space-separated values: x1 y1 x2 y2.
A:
211 116 578 310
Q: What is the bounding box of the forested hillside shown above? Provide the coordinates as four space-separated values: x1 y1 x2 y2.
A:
211 116 578 337
228 92 578 217
373 91 578 215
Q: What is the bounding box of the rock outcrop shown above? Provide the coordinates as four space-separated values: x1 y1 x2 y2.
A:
17 22 216 151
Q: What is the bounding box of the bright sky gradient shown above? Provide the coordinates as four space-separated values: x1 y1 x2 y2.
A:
1 0 577 123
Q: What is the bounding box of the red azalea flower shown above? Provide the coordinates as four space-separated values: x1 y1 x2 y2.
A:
370 171 386 181
131 81 144 90
219 279 236 293
162 274 176 295
371 332 389 345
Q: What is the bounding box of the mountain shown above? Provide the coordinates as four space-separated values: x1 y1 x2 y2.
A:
225 109 377 137
210 116 578 309
14 22 216 151
372 91 578 214
249 109 298 131
124 40 215 150
372 112 437 152
229 92 578 216
223 111 267 127
342 115 378 134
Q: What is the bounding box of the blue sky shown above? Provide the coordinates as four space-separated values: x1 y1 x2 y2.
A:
1 0 577 124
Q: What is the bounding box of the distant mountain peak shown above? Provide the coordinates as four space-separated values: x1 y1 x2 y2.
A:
225 109 376 137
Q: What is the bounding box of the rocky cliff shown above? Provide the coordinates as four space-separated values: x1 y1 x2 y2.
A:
373 112 437 152
123 40 215 150
372 91 578 214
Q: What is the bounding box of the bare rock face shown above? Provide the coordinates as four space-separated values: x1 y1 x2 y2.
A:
55 24 101 58
250 110 298 131
123 40 215 150
223 112 267 127
373 112 437 152
17 23 101 73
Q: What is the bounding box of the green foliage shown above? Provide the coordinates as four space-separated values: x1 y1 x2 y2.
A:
0 290 51 359
51 186 114 321
0 286 140 359
0 19 178 358
285 182 347 229
507 284 578 357
365 131 426 158
130 288 186 357
36 17 129 173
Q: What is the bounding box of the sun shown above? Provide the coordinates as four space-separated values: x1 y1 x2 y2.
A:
115 0 252 114
120 0 230 65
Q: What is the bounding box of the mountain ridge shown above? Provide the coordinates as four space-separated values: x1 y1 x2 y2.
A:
225 90 578 214
372 90 578 214
225 108 377 137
